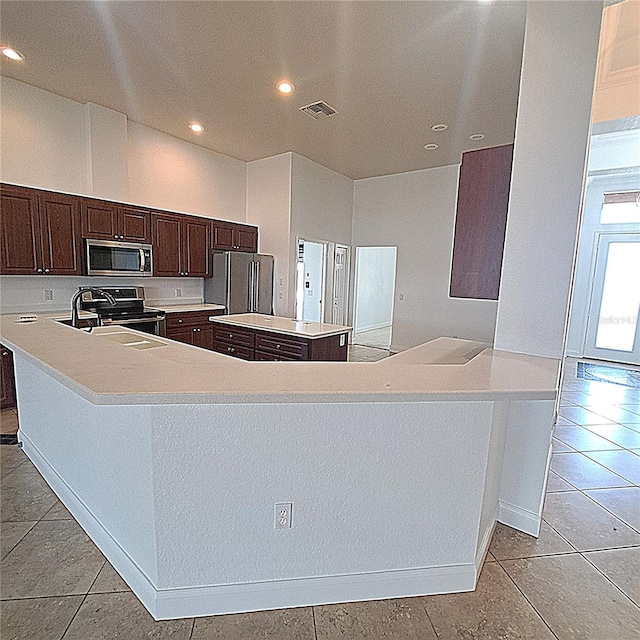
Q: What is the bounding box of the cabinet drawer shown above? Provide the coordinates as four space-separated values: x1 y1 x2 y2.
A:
255 350 297 362
213 324 255 348
213 339 254 360
166 311 214 328
255 332 308 359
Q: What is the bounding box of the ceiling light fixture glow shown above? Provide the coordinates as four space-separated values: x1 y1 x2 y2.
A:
277 81 295 94
431 124 448 132
469 133 485 140
188 122 204 133
1 46 24 61
423 143 439 150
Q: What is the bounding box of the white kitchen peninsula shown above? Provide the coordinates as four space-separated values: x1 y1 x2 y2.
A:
0 314 559 620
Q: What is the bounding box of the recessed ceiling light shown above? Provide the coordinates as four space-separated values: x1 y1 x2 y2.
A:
469 133 486 140
277 81 295 95
1 46 24 61
188 122 204 133
431 124 448 132
423 143 439 150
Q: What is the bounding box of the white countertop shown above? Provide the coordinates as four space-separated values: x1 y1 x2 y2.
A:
212 313 352 338
148 304 226 314
0 313 559 405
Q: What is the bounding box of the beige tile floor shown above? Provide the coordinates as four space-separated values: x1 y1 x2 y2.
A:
1 358 639 639
352 326 392 350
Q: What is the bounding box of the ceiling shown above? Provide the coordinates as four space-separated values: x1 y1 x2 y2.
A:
0 1 528 180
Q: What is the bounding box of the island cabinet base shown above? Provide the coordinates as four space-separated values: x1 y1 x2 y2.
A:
213 323 348 361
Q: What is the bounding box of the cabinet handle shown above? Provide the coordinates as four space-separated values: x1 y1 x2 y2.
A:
44 268 50 273
37 268 43 273
185 272 189 276
2 351 8 356
178 319 183 323
276 344 281 349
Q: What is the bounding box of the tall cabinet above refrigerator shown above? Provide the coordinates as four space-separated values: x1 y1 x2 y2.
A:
204 251 274 315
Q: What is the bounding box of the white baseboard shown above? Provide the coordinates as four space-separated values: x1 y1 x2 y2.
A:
474 515 498 577
154 563 476 620
354 323 391 334
19 432 158 614
19 431 478 621
498 500 541 537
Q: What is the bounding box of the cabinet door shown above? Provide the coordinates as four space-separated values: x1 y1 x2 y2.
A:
182 217 209 277
81 200 119 240
152 214 182 276
235 226 258 253
191 325 214 350
212 221 235 251
1 344 17 410
450 144 514 300
119 207 151 242
39 192 82 275
0 185 41 274
166 326 194 345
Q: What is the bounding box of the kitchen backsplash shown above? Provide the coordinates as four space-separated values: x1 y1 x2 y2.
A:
0 276 204 314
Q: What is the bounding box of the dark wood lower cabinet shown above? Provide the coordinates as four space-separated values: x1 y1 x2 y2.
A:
212 324 348 361
1 345 17 410
164 310 224 350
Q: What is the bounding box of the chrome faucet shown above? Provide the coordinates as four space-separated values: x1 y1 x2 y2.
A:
71 288 116 329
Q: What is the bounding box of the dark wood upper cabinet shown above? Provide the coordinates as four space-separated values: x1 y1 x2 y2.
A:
450 144 514 300
0 185 81 275
152 213 209 277
212 220 257 253
152 214 182 276
182 217 209 277
81 200 150 242
38 192 82 275
0 184 41 274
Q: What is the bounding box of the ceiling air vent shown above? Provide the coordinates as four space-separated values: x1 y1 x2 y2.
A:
299 101 338 120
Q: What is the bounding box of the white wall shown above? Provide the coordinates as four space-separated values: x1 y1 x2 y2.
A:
246 153 292 317
354 247 396 333
352 165 498 352
127 122 246 220
0 77 89 194
494 1 603 359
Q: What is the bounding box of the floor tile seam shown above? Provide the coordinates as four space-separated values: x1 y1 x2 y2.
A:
0 519 37 561
578 548 640 612
553 449 635 486
576 486 640 535
538 516 581 554
578 451 640 486
579 423 640 449
59 559 106 640
493 559 561 640
551 429 623 452
188 617 196 640
311 603 319 640
490 549 580 562
417 593 442 640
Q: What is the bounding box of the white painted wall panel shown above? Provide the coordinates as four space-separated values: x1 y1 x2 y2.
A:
352 165 498 352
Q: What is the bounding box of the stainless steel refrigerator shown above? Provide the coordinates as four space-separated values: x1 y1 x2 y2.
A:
204 251 274 314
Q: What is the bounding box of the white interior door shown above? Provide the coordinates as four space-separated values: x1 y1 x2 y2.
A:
332 245 349 325
584 233 640 364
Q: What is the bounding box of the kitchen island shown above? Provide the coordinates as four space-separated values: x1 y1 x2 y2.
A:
0 314 559 620
212 313 351 361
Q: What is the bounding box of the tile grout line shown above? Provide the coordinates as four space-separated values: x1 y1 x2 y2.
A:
58 559 106 640
417 594 442 640
188 617 196 639
493 559 561 640
311 605 319 640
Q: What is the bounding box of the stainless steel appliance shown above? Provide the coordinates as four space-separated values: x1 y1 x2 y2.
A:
85 239 153 277
204 251 274 314
79 287 165 335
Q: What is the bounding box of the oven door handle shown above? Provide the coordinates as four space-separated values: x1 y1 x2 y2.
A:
101 316 165 326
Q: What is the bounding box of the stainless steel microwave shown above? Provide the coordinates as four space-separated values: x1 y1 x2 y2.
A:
85 239 153 277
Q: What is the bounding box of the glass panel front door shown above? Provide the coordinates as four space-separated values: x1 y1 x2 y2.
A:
585 233 640 364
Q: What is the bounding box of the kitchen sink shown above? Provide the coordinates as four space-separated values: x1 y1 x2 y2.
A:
99 332 167 350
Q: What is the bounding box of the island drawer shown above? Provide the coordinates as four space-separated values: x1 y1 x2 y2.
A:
213 339 254 360
166 311 219 328
255 350 297 362
213 324 255 348
255 332 308 359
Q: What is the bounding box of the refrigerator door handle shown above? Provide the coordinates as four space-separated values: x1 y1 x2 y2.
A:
248 262 255 312
253 261 260 313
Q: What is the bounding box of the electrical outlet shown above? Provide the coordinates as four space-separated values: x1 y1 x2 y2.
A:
175 288 182 298
399 293 405 301
275 502 292 529
44 289 53 301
